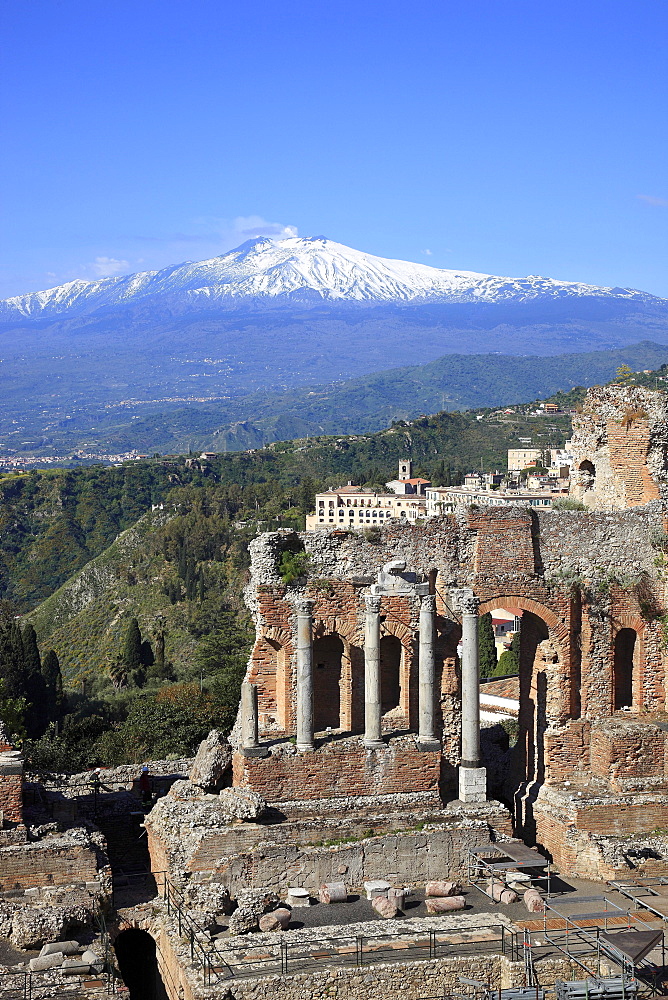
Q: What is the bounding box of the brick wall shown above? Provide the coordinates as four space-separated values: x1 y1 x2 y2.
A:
0 841 99 890
0 773 23 824
606 417 660 506
233 736 441 802
468 508 536 578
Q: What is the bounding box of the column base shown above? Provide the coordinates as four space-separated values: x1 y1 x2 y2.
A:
296 742 315 752
241 746 270 758
458 765 487 803
415 738 441 752
363 738 385 750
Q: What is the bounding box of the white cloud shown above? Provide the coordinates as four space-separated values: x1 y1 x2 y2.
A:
89 256 130 277
422 248 432 256
637 195 668 208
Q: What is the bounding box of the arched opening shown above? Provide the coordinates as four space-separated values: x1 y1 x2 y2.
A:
579 460 596 490
614 628 637 710
313 634 343 730
380 635 401 713
115 929 168 1000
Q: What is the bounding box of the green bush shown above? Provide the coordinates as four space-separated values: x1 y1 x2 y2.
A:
277 550 310 586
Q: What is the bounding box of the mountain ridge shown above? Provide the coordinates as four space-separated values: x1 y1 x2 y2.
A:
1 236 663 322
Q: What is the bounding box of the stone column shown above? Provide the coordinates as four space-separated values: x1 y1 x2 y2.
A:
459 595 487 802
364 595 384 748
296 599 315 751
241 682 269 758
417 595 440 750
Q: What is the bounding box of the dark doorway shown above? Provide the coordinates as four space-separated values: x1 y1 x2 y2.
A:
579 460 596 489
614 628 636 710
380 635 401 713
313 635 343 730
115 929 168 1000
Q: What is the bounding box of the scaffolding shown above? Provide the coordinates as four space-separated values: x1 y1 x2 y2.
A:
609 879 668 923
468 843 553 901
540 895 665 993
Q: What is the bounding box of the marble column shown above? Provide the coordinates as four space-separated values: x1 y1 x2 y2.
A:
459 595 487 802
364 595 384 748
417 594 440 750
295 599 315 751
241 682 269 758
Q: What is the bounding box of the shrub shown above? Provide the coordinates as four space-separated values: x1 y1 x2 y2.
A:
277 549 310 586
551 498 586 511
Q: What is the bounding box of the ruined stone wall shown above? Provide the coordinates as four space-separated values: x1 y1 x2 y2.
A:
0 840 100 890
233 737 442 802
569 385 668 510
198 817 510 893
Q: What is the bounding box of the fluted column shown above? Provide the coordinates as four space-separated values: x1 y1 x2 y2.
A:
417 595 440 750
459 595 487 802
295 599 315 751
364 595 384 748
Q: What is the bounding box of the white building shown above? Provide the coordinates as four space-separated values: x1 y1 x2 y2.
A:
306 483 426 530
426 484 559 515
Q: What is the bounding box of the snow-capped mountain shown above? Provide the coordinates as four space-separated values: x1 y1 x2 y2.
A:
1 236 661 322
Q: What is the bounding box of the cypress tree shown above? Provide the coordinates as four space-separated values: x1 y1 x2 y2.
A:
42 649 65 723
478 612 498 679
1 623 27 700
123 618 142 670
22 625 48 737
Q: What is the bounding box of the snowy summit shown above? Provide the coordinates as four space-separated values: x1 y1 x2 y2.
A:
0 236 659 322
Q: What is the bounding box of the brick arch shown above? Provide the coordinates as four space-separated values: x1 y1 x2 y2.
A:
477 595 569 647
612 613 646 635
261 624 292 648
313 616 364 648
381 617 415 648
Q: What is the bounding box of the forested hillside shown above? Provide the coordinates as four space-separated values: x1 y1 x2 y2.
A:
0 401 572 611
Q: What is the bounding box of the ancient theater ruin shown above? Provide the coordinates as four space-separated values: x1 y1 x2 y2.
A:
7 382 668 999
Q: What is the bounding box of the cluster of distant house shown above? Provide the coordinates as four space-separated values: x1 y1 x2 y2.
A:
305 445 573 529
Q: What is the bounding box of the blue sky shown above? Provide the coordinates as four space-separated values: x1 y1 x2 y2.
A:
1 0 667 298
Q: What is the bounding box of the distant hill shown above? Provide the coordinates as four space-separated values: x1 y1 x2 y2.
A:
11 339 666 455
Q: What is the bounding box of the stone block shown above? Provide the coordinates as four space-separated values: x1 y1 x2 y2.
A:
371 896 398 918
425 880 461 897
189 730 233 791
364 880 391 900
286 888 310 907
319 882 347 904
40 940 80 957
425 895 465 913
62 958 91 975
458 766 487 803
524 889 545 913
29 952 64 971
259 909 291 931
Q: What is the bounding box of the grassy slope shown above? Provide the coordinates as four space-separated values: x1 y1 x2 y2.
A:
26 510 195 685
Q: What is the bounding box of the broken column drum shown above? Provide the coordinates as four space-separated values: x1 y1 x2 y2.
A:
459 594 487 803
241 682 259 749
417 594 440 749
295 599 315 751
241 682 268 758
364 594 384 748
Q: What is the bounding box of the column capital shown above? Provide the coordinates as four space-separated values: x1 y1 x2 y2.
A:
365 594 382 614
460 595 480 616
295 598 314 617
420 594 436 613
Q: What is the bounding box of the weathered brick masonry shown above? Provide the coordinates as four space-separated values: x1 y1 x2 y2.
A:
235 388 668 874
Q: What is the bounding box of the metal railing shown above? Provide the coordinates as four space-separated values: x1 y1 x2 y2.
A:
209 922 519 981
